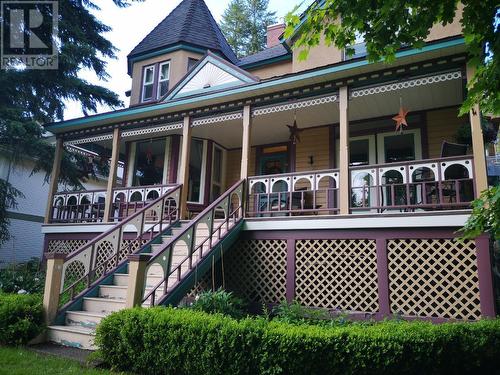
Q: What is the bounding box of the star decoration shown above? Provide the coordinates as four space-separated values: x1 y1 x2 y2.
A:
287 120 304 144
392 107 409 133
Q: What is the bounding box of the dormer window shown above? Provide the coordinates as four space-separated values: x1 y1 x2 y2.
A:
142 65 155 102
157 61 170 98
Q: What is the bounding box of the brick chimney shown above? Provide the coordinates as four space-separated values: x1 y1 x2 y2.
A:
266 23 285 48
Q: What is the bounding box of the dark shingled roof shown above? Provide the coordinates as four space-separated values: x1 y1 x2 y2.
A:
237 44 290 67
128 0 238 64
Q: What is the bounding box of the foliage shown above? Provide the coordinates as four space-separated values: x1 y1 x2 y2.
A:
0 0 138 244
0 293 44 345
0 258 45 294
96 307 500 375
459 186 500 240
188 288 246 319
0 179 23 244
221 0 277 57
0 347 118 374
455 118 499 145
284 1 499 116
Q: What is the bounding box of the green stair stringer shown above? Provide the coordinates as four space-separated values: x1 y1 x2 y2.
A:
158 220 244 306
53 222 180 325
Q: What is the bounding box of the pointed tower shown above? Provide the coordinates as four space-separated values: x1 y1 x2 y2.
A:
127 0 239 105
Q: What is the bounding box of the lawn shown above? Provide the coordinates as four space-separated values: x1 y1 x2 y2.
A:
0 347 120 375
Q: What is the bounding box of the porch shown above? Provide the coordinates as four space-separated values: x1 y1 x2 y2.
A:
45 63 486 225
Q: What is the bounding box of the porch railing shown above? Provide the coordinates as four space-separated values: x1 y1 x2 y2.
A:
245 156 474 216
143 180 245 306
350 156 474 212
57 185 181 308
246 170 340 217
50 184 176 223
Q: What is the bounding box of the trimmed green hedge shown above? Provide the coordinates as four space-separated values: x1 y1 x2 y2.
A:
96 307 500 375
0 293 44 345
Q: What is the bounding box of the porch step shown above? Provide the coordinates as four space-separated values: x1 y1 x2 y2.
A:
47 325 96 351
65 311 108 329
82 297 125 314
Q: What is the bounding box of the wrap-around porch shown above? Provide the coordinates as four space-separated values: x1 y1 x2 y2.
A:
45 62 488 225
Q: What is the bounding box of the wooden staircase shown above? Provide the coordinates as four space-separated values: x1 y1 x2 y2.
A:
45 180 245 350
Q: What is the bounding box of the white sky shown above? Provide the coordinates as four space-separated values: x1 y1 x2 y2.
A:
64 0 298 120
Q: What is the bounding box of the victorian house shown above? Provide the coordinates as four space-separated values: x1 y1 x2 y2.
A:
40 0 495 349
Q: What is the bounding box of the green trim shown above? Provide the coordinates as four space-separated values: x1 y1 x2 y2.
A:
47 37 465 132
167 54 258 100
6 211 44 223
240 53 292 70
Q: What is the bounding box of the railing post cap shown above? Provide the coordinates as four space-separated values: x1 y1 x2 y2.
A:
128 253 153 262
45 253 66 260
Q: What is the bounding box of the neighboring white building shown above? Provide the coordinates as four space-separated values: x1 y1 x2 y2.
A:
0 149 121 266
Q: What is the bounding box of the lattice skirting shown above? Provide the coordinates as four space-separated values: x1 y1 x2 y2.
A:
387 239 481 320
225 239 287 303
295 239 379 312
47 239 90 255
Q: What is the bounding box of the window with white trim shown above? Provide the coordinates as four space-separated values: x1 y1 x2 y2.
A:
157 61 170 99
211 145 225 202
142 65 155 102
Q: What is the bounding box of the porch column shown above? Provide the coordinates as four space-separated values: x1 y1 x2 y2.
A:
125 253 151 308
178 116 192 219
339 86 350 215
240 105 252 179
104 127 121 222
466 64 488 196
44 137 63 224
42 253 65 324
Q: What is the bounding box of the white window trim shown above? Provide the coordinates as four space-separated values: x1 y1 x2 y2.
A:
141 65 155 102
187 139 208 205
376 128 422 164
157 61 171 99
210 144 226 201
126 142 137 187
335 134 376 168
162 136 171 185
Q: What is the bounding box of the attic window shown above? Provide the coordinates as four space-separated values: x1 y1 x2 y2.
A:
142 65 155 102
157 61 170 99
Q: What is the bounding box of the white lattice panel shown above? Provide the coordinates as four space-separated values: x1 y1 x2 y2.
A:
225 239 287 303
387 239 481 320
295 239 379 312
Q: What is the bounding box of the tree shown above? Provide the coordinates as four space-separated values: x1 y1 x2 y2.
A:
285 0 499 116
459 186 500 241
0 0 140 244
221 0 277 57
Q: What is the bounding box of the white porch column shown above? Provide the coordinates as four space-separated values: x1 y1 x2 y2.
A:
240 105 252 179
104 127 121 222
339 86 350 215
466 64 488 196
178 116 192 219
44 137 63 224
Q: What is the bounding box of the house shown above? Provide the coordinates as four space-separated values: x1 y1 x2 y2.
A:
0 143 122 266
40 0 495 349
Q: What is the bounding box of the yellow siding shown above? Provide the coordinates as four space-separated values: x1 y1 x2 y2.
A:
225 147 256 189
426 107 468 158
295 127 331 172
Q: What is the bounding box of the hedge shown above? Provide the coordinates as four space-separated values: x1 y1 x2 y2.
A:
0 293 44 345
96 307 500 375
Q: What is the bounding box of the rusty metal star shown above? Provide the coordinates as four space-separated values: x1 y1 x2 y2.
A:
287 120 304 144
392 107 409 133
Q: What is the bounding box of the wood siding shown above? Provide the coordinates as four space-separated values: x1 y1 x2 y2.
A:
426 107 467 158
295 127 331 172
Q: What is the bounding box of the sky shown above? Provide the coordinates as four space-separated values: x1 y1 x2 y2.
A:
64 0 298 120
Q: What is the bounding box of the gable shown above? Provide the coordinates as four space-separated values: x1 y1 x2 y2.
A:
165 53 259 100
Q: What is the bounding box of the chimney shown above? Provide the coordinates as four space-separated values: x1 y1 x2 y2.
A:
266 23 285 48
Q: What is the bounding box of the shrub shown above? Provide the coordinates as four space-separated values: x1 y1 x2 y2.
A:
189 288 245 319
0 258 45 294
0 293 44 345
96 307 500 375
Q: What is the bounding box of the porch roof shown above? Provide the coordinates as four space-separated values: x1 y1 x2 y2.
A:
45 37 465 135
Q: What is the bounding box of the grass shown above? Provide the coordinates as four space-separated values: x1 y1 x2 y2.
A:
0 347 122 375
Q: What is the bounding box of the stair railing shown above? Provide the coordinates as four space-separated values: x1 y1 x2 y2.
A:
143 180 245 306
56 185 182 308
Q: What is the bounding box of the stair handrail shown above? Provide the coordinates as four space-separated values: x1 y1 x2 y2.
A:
57 184 182 307
143 179 245 306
